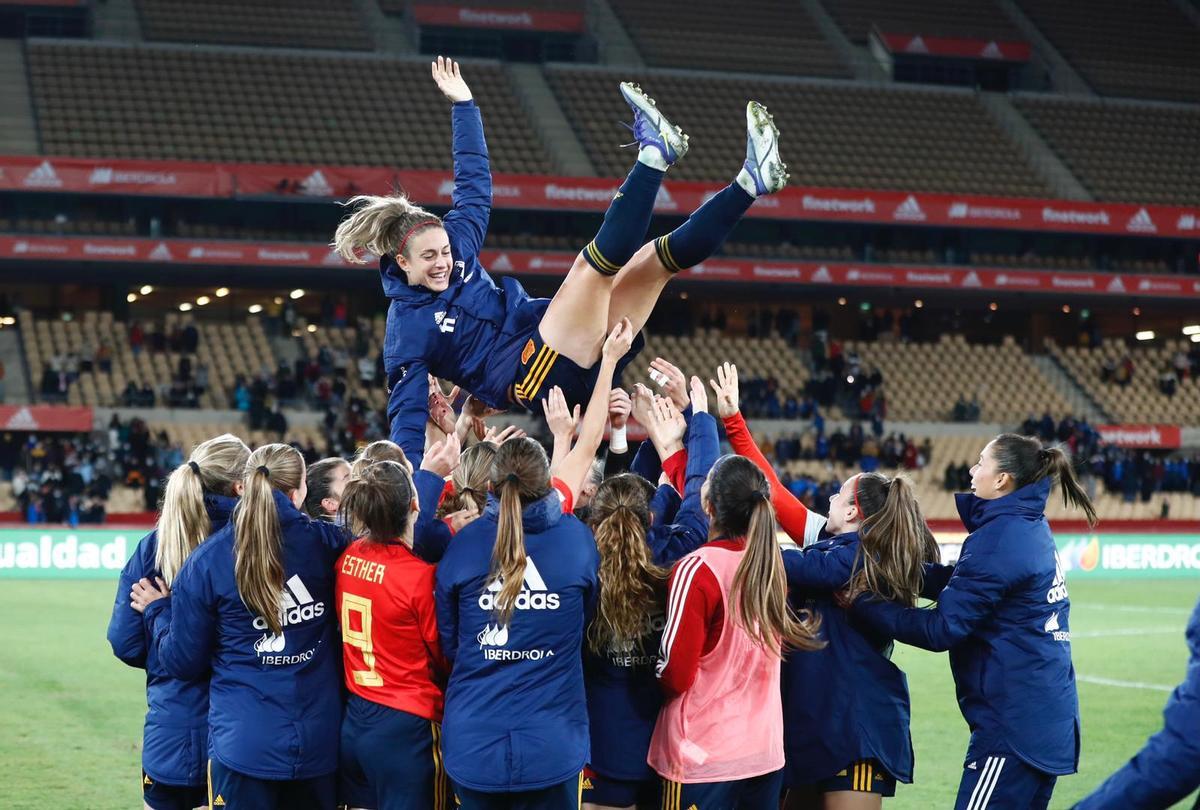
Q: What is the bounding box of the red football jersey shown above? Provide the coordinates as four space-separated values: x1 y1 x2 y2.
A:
336 538 447 721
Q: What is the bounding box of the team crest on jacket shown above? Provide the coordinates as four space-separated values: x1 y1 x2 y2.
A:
521 338 536 365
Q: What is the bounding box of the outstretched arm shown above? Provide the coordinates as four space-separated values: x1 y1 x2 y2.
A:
712 362 826 547
433 56 491 261
387 359 432 469
551 319 635 502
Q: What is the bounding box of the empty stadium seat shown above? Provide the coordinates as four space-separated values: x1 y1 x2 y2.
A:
1013 96 1200 206
820 0 1021 43
27 42 553 173
135 0 373 51
546 67 1051 196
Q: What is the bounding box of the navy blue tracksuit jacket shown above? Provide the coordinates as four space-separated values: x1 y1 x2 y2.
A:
435 490 600 792
1074 594 1200 809
143 491 349 780
107 493 237 787
851 479 1081 776
781 531 915 786
381 100 547 467
583 411 718 783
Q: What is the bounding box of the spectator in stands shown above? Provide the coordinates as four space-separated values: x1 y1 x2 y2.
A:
181 321 199 354
129 322 144 354
1159 367 1178 397
1114 355 1134 387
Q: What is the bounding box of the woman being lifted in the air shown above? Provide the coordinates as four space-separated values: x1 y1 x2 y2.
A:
333 57 789 466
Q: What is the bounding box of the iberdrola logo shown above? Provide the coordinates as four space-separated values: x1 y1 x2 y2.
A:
1059 537 1100 573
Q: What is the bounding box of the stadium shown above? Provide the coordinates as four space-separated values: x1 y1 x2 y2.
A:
0 0 1198 807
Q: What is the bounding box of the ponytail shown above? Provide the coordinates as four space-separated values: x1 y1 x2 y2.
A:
709 456 823 653
156 434 249 585
991 433 1099 528
438 441 497 518
331 195 444 264
587 474 666 654
234 444 304 634
486 438 550 626
851 474 940 606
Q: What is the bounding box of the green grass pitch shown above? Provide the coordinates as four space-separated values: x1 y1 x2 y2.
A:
0 579 1196 808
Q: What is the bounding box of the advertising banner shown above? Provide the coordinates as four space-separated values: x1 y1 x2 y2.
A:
3 235 1198 300
935 534 1200 577
0 405 93 432
0 529 134 578
875 31 1032 62
1095 424 1182 449
410 4 585 32
5 156 1200 240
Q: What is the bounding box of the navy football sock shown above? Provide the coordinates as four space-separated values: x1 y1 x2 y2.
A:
583 161 664 276
654 182 754 273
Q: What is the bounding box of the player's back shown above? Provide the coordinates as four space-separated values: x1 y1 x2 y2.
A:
336 538 446 721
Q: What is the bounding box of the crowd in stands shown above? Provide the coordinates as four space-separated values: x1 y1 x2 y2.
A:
1 430 111 523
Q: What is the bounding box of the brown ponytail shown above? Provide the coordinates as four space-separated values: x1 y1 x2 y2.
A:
338 460 416 544
332 195 444 264
234 444 304 634
991 433 1099 527
850 473 940 607
708 456 823 652
156 434 249 585
487 438 551 626
586 474 667 654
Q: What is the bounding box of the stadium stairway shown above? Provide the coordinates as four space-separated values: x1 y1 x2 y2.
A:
977 92 1092 201
506 63 596 176
353 0 417 55
585 0 645 67
92 0 143 42
0 329 31 404
0 42 38 155
799 0 887 81
1030 353 1114 424
993 0 1095 96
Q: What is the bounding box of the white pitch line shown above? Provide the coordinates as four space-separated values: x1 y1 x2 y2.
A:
1082 603 1194 616
1071 627 1184 638
1077 674 1174 692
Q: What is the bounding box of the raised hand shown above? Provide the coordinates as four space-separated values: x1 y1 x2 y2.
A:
602 317 635 363
709 361 740 419
645 395 687 457
482 425 527 445
542 386 580 440
445 501 480 533
420 433 462 479
608 387 632 430
631 383 655 428
428 376 460 436
649 357 690 411
431 55 472 103
688 375 709 415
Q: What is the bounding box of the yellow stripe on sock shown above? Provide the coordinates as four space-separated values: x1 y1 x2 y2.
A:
657 235 683 273
585 241 622 274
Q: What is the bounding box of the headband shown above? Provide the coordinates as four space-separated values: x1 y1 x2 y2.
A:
396 219 442 257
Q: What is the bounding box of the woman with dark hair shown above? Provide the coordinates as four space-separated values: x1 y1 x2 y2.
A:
650 454 823 809
850 433 1097 810
335 460 451 810
303 457 351 521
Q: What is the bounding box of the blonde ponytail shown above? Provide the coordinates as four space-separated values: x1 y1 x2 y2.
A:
486 438 550 626
234 444 304 634
331 195 444 264
156 434 249 585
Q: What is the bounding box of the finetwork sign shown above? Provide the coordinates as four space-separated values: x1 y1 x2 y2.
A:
0 530 133 578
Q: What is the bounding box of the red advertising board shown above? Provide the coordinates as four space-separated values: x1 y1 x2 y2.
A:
0 405 93 432
874 30 1032 62
2 235 1198 299
4 155 1200 240
410 4 585 32
1096 425 1183 449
